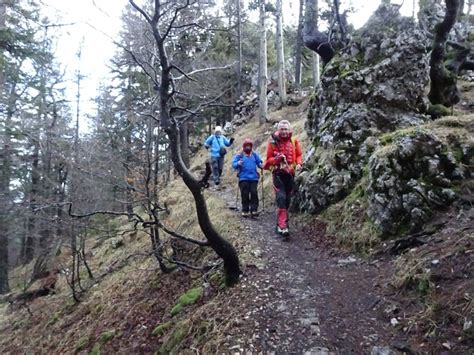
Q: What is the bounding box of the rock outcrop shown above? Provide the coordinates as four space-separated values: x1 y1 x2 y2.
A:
295 4 472 237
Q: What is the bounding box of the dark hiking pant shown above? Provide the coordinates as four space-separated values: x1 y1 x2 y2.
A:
211 156 224 184
273 171 294 209
239 180 259 213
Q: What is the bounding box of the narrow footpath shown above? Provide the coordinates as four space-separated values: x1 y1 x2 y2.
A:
214 184 405 354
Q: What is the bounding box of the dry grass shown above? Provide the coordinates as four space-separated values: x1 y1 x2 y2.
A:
0 99 311 354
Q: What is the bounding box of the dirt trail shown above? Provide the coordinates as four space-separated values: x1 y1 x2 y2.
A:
214 184 403 353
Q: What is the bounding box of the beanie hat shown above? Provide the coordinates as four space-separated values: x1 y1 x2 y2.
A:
242 138 253 148
214 126 222 133
277 120 291 130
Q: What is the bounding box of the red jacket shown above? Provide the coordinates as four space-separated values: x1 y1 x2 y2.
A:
264 132 302 175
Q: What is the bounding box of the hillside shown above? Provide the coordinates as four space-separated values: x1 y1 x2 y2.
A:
0 80 472 353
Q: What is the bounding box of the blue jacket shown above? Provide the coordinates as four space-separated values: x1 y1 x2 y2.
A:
204 134 232 158
232 151 264 181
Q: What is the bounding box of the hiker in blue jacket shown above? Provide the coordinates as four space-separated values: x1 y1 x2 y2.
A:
232 138 264 217
204 126 234 185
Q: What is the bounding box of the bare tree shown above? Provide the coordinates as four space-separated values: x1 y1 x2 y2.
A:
128 0 241 285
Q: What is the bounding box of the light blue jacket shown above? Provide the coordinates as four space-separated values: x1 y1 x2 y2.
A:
204 134 232 158
232 151 263 181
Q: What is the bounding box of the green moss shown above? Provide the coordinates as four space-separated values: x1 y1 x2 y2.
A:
170 287 202 317
379 126 423 146
170 303 183 317
89 343 101 355
417 273 432 296
47 312 60 326
209 272 226 289
99 330 115 344
345 180 367 203
76 336 89 351
177 287 202 306
427 104 451 119
159 321 190 354
152 321 173 336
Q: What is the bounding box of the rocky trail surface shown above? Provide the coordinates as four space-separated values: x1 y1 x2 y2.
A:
212 184 406 354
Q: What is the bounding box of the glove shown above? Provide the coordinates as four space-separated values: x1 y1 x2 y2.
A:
274 153 286 163
205 145 209 150
229 137 235 144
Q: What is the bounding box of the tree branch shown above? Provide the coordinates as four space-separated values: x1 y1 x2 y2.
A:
67 203 144 222
172 62 237 80
157 221 209 246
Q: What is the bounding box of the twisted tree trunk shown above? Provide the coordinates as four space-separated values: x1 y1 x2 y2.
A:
428 0 461 107
129 0 241 286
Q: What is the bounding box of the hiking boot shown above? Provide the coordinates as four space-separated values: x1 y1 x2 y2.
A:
276 225 285 235
251 211 259 218
241 211 250 217
281 228 289 237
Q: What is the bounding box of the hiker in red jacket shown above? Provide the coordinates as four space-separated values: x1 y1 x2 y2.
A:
264 120 303 237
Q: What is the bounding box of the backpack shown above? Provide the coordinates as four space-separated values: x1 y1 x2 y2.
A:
269 133 297 172
212 135 227 157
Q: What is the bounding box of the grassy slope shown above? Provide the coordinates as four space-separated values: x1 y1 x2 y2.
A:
0 102 310 354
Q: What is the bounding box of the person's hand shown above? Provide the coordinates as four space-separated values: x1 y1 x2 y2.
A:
229 137 235 144
238 160 243 166
296 164 302 172
205 144 209 150
274 153 285 163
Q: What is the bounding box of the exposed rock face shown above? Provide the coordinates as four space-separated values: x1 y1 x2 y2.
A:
367 130 467 234
295 4 472 236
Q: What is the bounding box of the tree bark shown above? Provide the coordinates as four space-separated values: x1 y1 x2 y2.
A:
179 121 190 168
295 0 304 87
259 0 268 124
275 0 287 105
428 0 461 107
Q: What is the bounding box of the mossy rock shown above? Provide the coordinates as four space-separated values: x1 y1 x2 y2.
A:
152 321 173 336
170 287 202 316
177 287 202 305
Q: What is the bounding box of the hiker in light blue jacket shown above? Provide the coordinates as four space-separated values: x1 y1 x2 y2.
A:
232 138 264 217
204 126 234 185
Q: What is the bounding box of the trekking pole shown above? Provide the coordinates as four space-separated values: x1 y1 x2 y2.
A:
262 172 265 212
235 178 239 210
